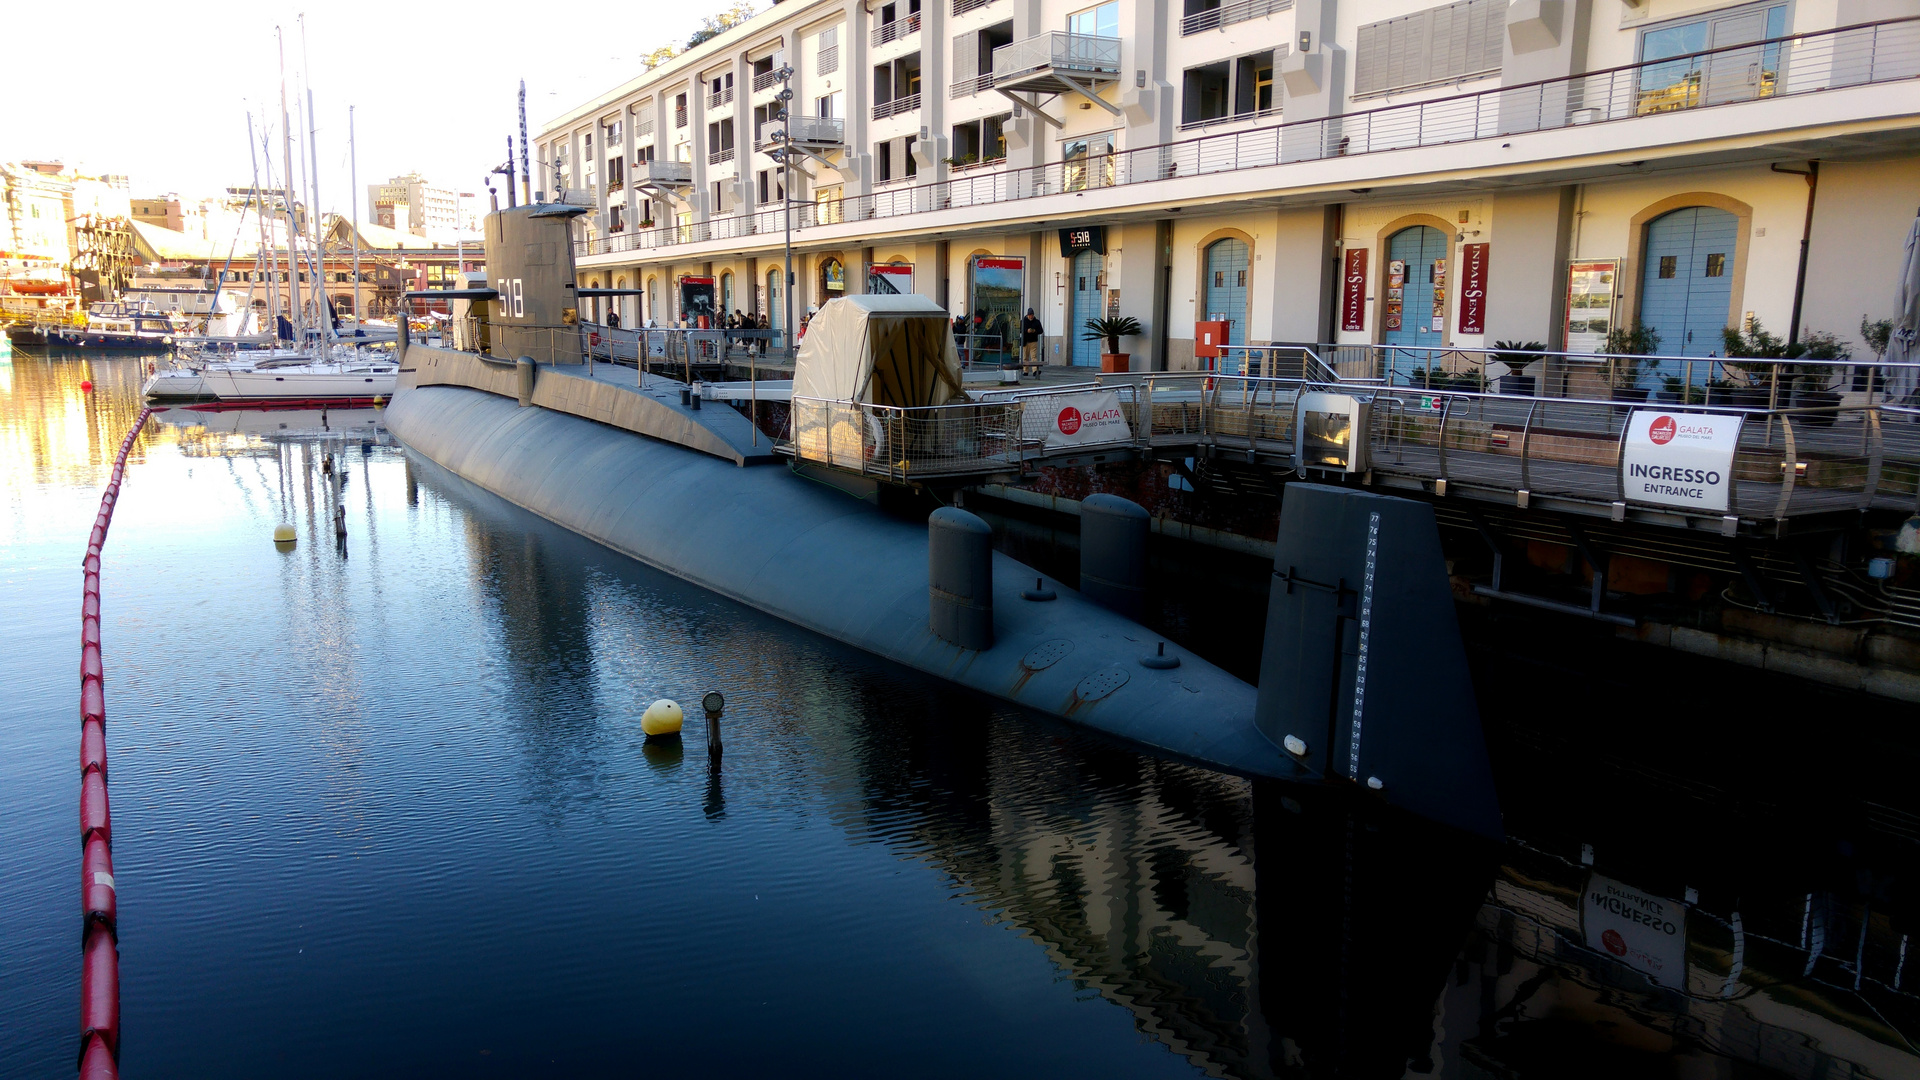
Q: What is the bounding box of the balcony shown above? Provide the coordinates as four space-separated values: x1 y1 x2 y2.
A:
992 32 1121 98
1181 0 1292 36
872 92 921 121
709 147 736 165
756 114 846 151
632 160 693 190
872 12 920 48
675 106 688 128
752 68 781 92
708 86 734 108
952 0 994 14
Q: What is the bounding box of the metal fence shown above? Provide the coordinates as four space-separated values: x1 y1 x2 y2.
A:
576 17 1920 261
788 396 1026 481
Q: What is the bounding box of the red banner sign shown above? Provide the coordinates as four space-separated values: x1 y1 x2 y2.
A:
1457 243 1489 336
976 257 1024 271
1340 248 1369 333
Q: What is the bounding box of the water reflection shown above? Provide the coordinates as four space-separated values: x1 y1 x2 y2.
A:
417 441 1919 1079
4 355 1911 1078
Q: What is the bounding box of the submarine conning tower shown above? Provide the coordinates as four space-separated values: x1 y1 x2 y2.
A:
391 206 1502 840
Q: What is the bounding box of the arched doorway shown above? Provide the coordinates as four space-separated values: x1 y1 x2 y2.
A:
1639 206 1738 358
819 256 846 303
720 270 735 317
647 277 658 326
767 267 783 336
1068 249 1102 366
1203 238 1249 352
1382 225 1449 382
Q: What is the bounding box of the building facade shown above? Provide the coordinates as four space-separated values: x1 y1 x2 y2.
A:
368 173 462 239
541 0 1920 371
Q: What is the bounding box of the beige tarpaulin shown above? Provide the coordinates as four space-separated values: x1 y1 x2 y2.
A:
790 294 964 407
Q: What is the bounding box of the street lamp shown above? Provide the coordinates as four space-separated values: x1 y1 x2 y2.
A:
769 65 797 359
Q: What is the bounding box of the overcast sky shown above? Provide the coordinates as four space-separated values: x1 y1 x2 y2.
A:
7 0 721 215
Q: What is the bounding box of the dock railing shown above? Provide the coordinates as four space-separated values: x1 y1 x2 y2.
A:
788 396 1027 481
1091 368 1920 521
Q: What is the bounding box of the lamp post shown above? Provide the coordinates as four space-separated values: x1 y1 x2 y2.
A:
769 65 797 360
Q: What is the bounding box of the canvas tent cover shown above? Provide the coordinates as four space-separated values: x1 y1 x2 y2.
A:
790 295 965 407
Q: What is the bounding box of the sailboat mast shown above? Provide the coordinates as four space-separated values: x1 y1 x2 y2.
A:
301 16 329 342
248 111 277 329
350 105 361 329
278 26 303 343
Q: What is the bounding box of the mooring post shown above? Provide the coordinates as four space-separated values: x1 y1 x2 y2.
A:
928 508 994 650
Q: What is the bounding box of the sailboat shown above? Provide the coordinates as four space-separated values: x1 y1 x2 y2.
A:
147 25 398 404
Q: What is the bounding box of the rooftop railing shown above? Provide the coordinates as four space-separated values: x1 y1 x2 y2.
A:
575 17 1920 260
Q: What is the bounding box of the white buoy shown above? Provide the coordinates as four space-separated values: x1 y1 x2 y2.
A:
1282 735 1308 757
642 699 684 737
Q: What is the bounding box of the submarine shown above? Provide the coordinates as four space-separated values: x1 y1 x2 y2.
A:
384 201 1502 839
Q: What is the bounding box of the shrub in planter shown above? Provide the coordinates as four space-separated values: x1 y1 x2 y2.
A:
1083 315 1143 373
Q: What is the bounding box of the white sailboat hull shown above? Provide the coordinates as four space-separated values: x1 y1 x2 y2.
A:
202 367 397 400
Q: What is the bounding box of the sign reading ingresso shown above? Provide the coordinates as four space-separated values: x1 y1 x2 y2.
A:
1581 873 1688 987
1620 410 1743 513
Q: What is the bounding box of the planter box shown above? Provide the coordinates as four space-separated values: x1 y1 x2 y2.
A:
1101 352 1129 373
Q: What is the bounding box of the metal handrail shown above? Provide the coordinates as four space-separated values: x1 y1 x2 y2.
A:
574 17 1920 261
1181 0 1294 36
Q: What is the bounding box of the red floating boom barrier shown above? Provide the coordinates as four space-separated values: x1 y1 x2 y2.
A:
77 407 151 1079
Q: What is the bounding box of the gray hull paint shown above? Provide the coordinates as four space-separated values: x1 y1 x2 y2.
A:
386 385 1301 780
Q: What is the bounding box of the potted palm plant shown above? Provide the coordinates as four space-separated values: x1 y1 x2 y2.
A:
1603 323 1661 402
1491 340 1545 395
1083 315 1143 373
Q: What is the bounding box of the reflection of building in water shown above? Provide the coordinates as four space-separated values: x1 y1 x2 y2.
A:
839 706 1919 1080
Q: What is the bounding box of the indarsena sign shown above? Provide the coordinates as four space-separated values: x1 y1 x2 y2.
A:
1619 411 1743 513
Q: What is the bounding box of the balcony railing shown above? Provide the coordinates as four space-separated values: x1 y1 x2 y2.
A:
1180 0 1293 36
872 12 921 48
632 160 693 188
952 0 994 14
675 106 688 128
709 147 735 165
949 72 995 98
635 120 654 139
790 114 846 144
574 19 1920 261
872 92 921 121
709 86 734 108
752 68 780 92
993 31 1122 83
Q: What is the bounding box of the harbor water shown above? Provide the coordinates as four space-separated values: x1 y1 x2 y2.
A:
4 353 1916 1078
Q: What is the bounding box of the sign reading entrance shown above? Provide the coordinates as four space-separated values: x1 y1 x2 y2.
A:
1581 873 1688 987
1340 248 1369 332
1620 411 1742 512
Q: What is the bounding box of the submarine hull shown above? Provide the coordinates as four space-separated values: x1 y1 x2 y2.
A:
385 384 1302 782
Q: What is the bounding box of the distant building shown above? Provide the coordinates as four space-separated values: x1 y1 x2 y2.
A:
367 173 460 238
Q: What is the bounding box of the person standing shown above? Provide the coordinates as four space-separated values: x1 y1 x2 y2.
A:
1021 308 1044 374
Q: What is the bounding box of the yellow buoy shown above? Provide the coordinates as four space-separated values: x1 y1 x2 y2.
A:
641 699 684 737
273 523 297 544
371 394 385 409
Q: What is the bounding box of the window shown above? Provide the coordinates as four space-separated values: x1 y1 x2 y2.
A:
877 140 893 182
950 113 1009 166
1704 252 1726 278
1636 2 1787 112
1236 52 1275 114
1182 61 1230 125
675 92 689 128
816 186 844 224
605 120 623 144
950 22 1013 98
818 26 840 75
607 157 625 186
634 144 654 163
1066 0 1117 37
816 92 841 118
1063 132 1115 190
609 205 626 232
1658 256 1678 279
1354 0 1504 98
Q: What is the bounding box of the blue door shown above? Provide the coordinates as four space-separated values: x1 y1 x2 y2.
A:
1383 226 1448 382
1204 238 1249 356
1069 249 1102 366
1639 206 1737 361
